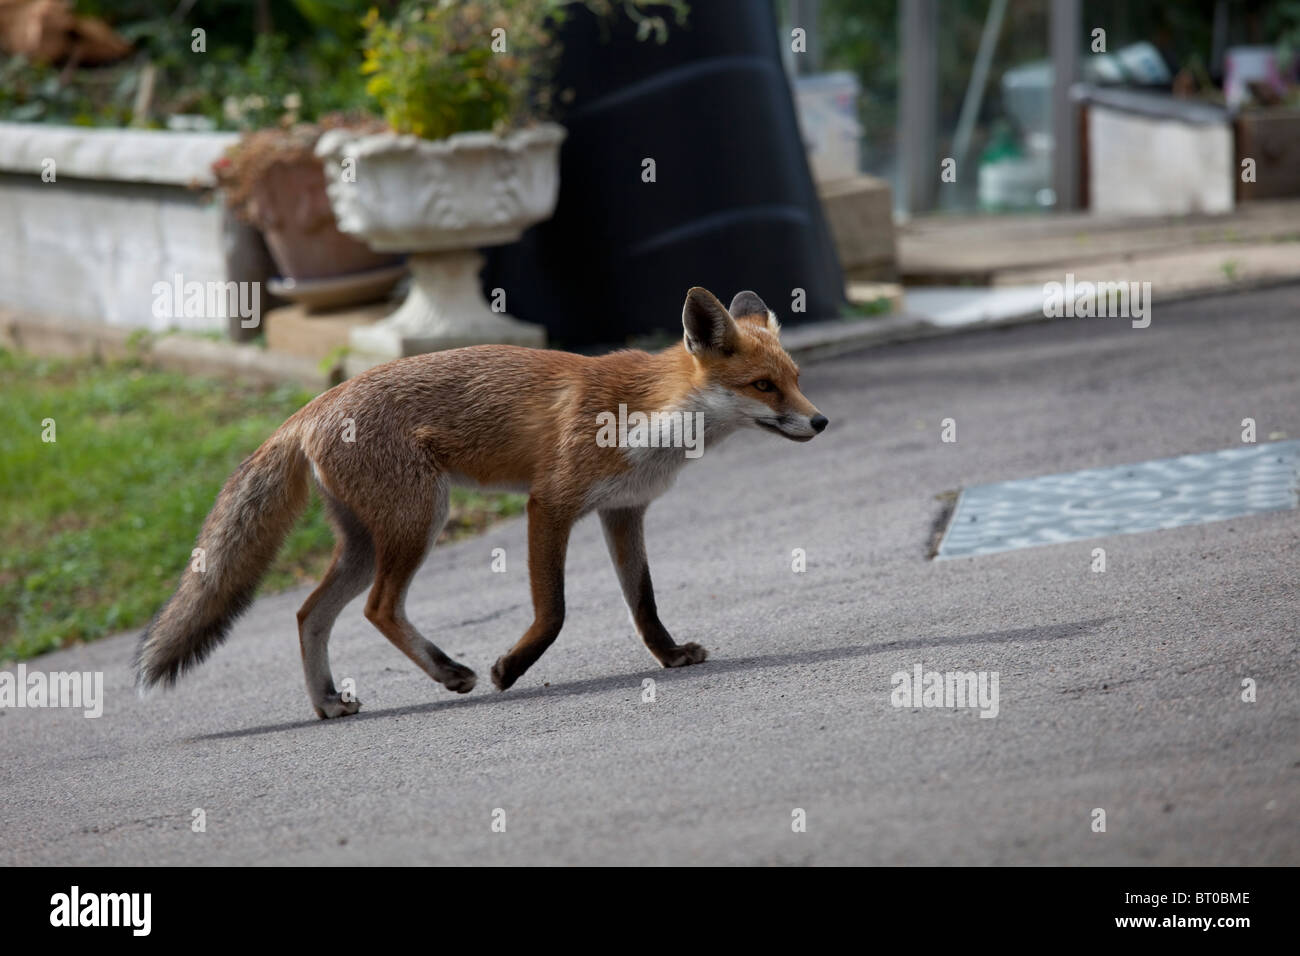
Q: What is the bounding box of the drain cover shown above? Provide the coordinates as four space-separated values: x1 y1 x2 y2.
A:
936 441 1300 559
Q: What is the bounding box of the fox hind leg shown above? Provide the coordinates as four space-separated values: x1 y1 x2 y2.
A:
363 477 477 694
298 492 375 719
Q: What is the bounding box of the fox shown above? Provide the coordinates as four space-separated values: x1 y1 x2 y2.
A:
135 287 828 718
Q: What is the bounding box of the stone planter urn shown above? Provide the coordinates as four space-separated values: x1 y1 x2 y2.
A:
316 124 566 369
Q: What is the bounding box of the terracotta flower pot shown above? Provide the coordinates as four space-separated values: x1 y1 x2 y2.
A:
247 157 400 281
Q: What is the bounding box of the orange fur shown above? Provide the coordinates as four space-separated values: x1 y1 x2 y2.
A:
135 288 827 717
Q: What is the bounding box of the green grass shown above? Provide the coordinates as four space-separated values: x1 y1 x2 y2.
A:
0 349 525 661
842 296 894 319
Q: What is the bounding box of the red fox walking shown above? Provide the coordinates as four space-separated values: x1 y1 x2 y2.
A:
135 287 828 717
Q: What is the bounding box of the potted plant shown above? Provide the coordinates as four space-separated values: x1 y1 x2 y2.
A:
214 113 406 308
316 0 684 367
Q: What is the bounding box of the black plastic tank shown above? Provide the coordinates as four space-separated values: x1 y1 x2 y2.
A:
483 0 845 347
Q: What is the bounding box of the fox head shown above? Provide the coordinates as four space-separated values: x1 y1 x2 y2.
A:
681 286 828 442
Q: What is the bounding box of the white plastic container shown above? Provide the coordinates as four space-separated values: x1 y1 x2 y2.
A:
793 71 862 183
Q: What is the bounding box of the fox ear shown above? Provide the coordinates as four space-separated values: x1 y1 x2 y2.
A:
729 290 780 334
682 287 738 355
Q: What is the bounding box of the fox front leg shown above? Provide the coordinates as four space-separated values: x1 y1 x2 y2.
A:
491 498 574 690
598 506 708 669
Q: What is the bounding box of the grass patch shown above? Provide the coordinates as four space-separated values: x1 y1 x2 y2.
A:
842 295 895 319
0 349 525 662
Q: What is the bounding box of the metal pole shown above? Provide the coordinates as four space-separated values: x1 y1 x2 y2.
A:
1051 0 1082 210
953 0 1009 172
900 0 939 215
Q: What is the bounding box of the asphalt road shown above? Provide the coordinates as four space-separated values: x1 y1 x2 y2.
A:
3 285 1297 865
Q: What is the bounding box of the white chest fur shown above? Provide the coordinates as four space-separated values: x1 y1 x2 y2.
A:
584 445 689 512
582 385 757 513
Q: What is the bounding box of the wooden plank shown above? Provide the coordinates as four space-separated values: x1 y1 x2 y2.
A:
819 174 896 279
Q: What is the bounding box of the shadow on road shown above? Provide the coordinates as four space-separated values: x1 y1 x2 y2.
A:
188 616 1113 743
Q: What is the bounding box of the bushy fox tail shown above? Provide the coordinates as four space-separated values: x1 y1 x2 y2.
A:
135 425 310 692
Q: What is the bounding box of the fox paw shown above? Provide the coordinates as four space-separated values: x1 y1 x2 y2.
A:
314 693 361 719
660 642 708 668
438 663 478 694
490 656 518 692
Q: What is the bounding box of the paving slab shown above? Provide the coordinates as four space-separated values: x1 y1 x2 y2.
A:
899 200 1300 283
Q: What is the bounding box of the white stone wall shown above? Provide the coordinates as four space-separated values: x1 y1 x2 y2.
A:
1088 107 1234 216
0 123 245 332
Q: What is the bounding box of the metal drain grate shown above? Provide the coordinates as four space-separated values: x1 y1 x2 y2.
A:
936 441 1300 559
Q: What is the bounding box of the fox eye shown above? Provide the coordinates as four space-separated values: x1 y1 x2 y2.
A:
752 379 775 392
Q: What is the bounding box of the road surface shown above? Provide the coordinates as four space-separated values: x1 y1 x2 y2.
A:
3 285 1297 864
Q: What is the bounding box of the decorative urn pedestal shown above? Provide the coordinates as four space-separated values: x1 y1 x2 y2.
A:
316 124 566 372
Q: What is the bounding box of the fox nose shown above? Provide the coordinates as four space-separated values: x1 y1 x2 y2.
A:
810 414 829 433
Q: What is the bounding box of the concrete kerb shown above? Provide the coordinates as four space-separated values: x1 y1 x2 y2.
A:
5 274 1298 390
0 308 334 390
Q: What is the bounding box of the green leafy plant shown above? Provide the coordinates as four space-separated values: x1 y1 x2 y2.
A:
1268 1 1300 76
211 32 371 132
360 0 686 140
1 1 375 129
